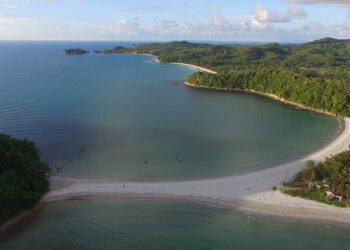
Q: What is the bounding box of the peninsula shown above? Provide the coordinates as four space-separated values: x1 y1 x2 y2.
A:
95 38 350 117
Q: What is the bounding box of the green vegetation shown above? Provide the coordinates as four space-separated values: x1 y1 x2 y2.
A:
97 46 134 54
0 134 49 226
187 69 349 116
97 38 350 116
284 187 346 208
64 48 89 55
283 150 350 207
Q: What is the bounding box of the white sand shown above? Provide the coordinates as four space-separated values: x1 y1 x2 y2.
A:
155 58 217 74
43 118 350 223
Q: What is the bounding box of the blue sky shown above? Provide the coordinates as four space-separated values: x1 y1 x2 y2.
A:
1 0 350 41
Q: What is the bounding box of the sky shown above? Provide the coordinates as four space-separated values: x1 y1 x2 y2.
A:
1 0 350 41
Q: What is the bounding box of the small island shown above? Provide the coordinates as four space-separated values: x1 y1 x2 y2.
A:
0 134 49 230
64 48 89 55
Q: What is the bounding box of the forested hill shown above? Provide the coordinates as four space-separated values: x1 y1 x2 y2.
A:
96 38 350 116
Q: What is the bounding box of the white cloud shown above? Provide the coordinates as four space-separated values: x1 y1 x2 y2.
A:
117 5 168 12
284 0 350 7
288 4 307 18
1 1 348 41
206 2 219 11
208 15 230 28
252 3 290 24
1 4 27 9
161 20 179 29
38 0 82 2
100 19 142 37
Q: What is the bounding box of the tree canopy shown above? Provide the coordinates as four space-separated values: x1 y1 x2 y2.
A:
295 150 350 199
0 134 49 226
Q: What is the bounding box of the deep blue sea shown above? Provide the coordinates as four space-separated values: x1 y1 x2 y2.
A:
0 41 347 249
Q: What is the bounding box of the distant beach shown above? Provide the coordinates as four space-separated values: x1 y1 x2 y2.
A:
155 58 217 74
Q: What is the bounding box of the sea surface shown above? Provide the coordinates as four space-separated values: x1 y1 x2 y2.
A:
0 41 343 181
1 200 350 250
0 41 346 249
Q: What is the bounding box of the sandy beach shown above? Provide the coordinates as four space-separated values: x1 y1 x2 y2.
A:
102 53 218 75
155 58 218 74
43 117 350 224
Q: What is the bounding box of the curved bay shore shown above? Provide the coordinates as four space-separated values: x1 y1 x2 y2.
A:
44 118 350 224
157 55 341 118
41 55 350 224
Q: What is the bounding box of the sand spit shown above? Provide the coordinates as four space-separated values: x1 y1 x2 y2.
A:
43 118 350 223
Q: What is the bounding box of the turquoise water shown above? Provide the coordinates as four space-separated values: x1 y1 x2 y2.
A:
0 42 347 248
0 41 343 181
1 200 350 250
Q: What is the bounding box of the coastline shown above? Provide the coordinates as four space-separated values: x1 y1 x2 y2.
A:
155 58 218 75
0 204 42 233
105 52 339 117
103 52 218 74
184 81 341 118
153 54 339 118
43 118 350 224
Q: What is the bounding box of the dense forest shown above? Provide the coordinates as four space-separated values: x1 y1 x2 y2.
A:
187 70 349 116
283 149 350 207
96 37 350 116
0 134 49 226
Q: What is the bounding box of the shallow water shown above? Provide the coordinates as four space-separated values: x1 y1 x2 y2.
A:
1 200 350 250
0 41 347 249
0 41 343 181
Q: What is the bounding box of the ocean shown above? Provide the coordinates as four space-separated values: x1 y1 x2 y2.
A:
0 41 346 249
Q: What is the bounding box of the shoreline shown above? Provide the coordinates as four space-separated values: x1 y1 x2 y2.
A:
43 118 350 224
0 204 42 233
184 81 341 118
152 53 339 118
155 58 218 75
101 52 218 74
102 52 340 117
